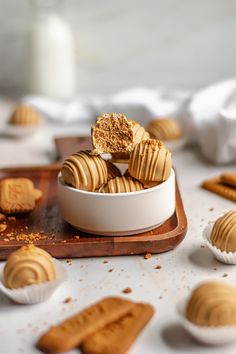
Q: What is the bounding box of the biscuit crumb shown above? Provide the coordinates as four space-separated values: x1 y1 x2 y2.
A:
144 252 152 259
0 213 6 222
103 260 108 264
66 258 72 265
213 267 217 271
8 216 16 221
122 287 132 294
209 208 214 211
63 297 73 304
108 268 114 272
0 224 7 232
155 265 162 269
75 235 80 239
222 273 228 278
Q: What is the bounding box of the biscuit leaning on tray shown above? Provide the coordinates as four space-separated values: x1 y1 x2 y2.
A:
61 151 108 192
186 282 236 326
3 245 56 289
99 176 144 193
210 210 236 252
8 104 42 126
91 113 135 155
128 139 172 187
146 118 181 141
112 120 150 163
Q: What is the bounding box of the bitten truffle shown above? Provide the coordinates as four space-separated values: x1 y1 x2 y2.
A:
3 245 56 289
91 113 135 154
112 120 150 163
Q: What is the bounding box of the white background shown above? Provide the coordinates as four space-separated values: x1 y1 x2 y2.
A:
0 0 236 94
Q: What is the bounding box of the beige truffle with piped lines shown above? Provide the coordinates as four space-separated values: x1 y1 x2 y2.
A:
99 176 144 193
61 151 108 192
4 245 56 289
210 210 236 252
186 282 236 326
128 139 172 186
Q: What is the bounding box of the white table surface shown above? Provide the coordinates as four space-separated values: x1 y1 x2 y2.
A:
0 121 236 354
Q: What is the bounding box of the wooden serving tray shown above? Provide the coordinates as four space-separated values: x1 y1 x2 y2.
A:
0 137 187 260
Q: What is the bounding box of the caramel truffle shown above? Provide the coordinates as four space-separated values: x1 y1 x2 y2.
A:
146 118 181 141
3 245 56 289
106 161 122 180
186 282 236 326
128 139 172 185
112 120 150 163
61 151 108 192
9 105 42 126
91 113 135 155
210 210 236 252
99 176 144 193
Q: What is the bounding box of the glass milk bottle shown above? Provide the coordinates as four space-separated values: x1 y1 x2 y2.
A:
27 0 77 99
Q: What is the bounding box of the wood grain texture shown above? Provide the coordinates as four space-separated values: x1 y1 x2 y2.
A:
0 137 187 260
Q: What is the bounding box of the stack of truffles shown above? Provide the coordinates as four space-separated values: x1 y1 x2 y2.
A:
61 113 172 193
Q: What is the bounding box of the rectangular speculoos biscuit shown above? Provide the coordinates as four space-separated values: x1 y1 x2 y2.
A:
0 178 35 214
221 173 236 188
81 303 154 354
37 297 135 353
202 177 236 202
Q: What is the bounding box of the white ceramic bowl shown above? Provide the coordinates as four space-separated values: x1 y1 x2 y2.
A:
57 169 176 236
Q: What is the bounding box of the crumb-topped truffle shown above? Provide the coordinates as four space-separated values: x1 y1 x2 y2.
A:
186 282 236 326
3 245 56 289
128 139 172 186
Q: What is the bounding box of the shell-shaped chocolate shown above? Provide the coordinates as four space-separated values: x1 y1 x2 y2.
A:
146 118 181 141
61 151 108 192
186 282 236 326
3 245 56 289
128 139 172 183
91 113 135 154
9 105 42 126
99 176 144 193
210 210 236 252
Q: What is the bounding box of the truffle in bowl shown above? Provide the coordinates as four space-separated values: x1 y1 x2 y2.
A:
57 168 175 236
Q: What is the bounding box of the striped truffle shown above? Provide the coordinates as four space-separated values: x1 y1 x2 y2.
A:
9 105 42 126
186 282 236 326
99 176 144 193
210 210 236 252
146 118 181 141
61 151 108 192
128 139 172 185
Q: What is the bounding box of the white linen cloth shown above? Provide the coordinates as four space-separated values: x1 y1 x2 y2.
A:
22 79 236 164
